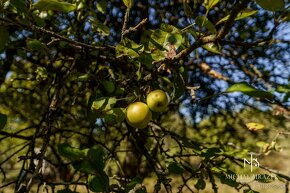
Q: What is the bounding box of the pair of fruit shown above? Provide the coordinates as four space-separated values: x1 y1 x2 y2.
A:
126 90 169 129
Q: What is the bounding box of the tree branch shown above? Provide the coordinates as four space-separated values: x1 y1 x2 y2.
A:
122 18 148 37
121 7 131 40
153 0 251 65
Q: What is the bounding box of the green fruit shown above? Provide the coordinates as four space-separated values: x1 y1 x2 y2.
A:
146 89 169 112
126 102 152 129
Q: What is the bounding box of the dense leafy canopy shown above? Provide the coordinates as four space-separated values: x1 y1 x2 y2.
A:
0 0 289 193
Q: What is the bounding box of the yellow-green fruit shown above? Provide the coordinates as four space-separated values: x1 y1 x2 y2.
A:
146 89 169 112
126 102 152 129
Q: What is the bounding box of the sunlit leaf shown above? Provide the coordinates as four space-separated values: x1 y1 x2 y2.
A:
216 9 258 25
76 2 85 10
116 38 143 58
0 113 7 130
202 42 221 54
256 141 270 153
276 84 290 93
33 0 76 13
255 0 284 11
96 0 107 14
123 0 133 8
91 97 117 112
246 122 265 131
226 82 275 100
35 67 48 81
0 26 9 52
162 25 184 48
203 0 220 10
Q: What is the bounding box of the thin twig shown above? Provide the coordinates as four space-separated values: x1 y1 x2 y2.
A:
121 7 131 40
122 18 148 37
30 25 114 51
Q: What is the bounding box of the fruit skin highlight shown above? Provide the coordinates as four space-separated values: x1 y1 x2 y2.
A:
125 102 152 129
146 89 169 112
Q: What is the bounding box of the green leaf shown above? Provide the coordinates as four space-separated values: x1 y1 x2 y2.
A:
218 173 239 187
216 9 258 25
57 189 79 193
33 0 76 12
255 0 284 11
72 160 97 174
173 73 186 100
167 162 185 174
77 2 85 10
96 0 107 14
195 16 217 34
11 0 28 13
246 122 265 131
125 177 147 193
195 178 206 190
254 174 275 183
203 0 220 10
276 84 290 93
202 42 221 54
122 0 133 8
160 24 184 48
226 82 275 100
201 147 221 159
27 39 47 51
104 108 126 124
256 141 270 153
35 67 48 81
0 26 9 52
58 143 86 161
88 174 110 192
91 97 117 113
0 113 7 130
116 38 143 58
139 53 153 69
102 81 115 93
91 21 110 36
87 147 105 172
183 0 194 18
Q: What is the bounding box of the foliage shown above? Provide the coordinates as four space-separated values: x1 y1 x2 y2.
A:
0 0 289 193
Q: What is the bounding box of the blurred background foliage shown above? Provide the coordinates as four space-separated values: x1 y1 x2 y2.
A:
0 0 289 192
